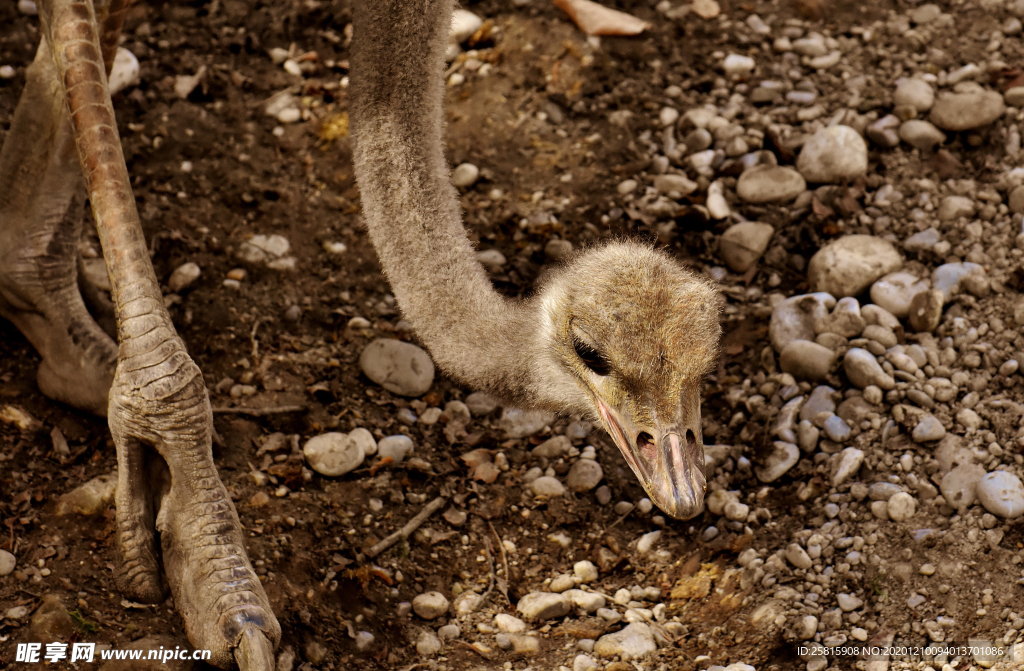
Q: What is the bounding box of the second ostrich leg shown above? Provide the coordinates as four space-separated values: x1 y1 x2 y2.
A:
35 0 280 666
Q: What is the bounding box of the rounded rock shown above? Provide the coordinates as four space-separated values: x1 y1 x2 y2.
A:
843 348 895 390
831 447 864 487
886 492 917 521
908 289 944 333
796 125 868 184
755 441 800 483
359 338 435 397
0 549 14 577
168 262 201 293
785 543 813 570
566 459 603 492
574 560 599 583
450 8 483 43
894 78 935 112
303 432 367 477
530 476 565 498
930 90 1006 131
869 271 928 319
780 340 836 381
736 165 806 203
416 631 442 655
899 119 946 151
770 293 837 352
378 435 414 463
451 162 480 187
912 415 945 443
808 235 902 298
517 592 571 621
976 471 1024 518
719 222 775 272
593 622 656 660
412 592 450 619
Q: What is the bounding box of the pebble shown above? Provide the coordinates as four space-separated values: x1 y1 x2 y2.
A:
770 293 836 352
0 549 14 576
412 592 449 619
17 0 36 14
836 593 863 612
718 222 775 272
796 126 868 184
866 114 900 148
823 415 851 442
862 324 897 348
808 235 901 298
786 543 813 569
237 234 296 270
359 338 435 397
378 435 414 463
574 654 599 671
477 249 506 270
465 391 499 416
530 476 566 498
816 297 865 338
637 530 662 554
567 459 603 492
932 262 985 302
108 48 140 96
912 415 946 443
0 65 15 80
55 472 117 516
450 8 483 43
869 271 928 319
722 53 755 77
831 448 864 487
887 492 917 521
898 119 946 151
566 589 605 613
937 195 975 222
976 471 1024 518
653 173 698 196
869 482 901 501
1006 86 1024 107
593 623 657 660
574 560 599 582
903 227 941 253
355 631 375 650
499 408 552 438
451 162 480 187
545 238 574 261
941 462 985 511
517 592 571 621
894 78 935 112
735 165 806 203
166 262 202 293
779 340 836 381
755 441 800 482
534 435 572 458
303 432 368 477
416 630 442 655
495 614 527 632
908 289 944 332
843 348 895 390
706 180 730 219
930 90 1006 131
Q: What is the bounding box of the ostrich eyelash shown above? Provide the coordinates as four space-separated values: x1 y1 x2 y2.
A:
573 336 612 377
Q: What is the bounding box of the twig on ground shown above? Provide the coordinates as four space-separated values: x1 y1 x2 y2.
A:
488 521 510 604
452 640 493 660
366 496 446 558
250 318 262 363
212 405 306 416
480 538 496 606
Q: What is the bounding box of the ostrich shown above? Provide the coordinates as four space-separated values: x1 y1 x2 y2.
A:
0 0 721 667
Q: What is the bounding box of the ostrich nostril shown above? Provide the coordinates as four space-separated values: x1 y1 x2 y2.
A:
637 431 656 460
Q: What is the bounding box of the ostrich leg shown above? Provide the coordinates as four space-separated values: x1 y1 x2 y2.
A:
34 0 280 666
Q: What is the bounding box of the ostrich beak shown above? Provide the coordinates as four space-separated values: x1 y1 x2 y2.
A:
595 397 707 520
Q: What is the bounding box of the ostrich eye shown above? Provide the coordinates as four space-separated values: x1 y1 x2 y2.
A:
573 336 611 377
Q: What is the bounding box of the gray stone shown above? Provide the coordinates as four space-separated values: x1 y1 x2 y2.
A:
869 271 928 319
912 415 946 442
798 420 820 452
836 593 863 612
412 591 450 619
719 222 775 272
594 622 657 660
908 289 944 333
359 339 435 397
932 262 985 302
304 431 369 476
574 654 599 671
894 78 935 112
756 441 800 482
168 262 201 293
861 304 901 330
899 120 946 150
533 435 572 458
1005 86 1024 107
56 472 117 516
808 235 902 298
941 462 986 512
831 448 864 487
736 165 806 203
862 324 897 348
416 630 442 655
869 482 901 500
804 386 838 423
495 613 527 632
796 126 869 183
653 173 698 196
904 227 941 253
465 391 499 416
976 471 1024 518
499 408 553 438
930 90 1005 130
378 435 415 463
0 549 14 577
786 543 813 569
780 340 836 381
866 114 900 148
937 195 976 222
530 476 565 498
545 238 574 261
814 297 865 338
565 589 605 613
567 459 603 492
843 348 895 390
517 592 571 621
1010 185 1024 214
823 414 851 442
887 492 917 521
770 293 837 352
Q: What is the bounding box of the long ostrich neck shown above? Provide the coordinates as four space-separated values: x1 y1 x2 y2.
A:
350 0 557 406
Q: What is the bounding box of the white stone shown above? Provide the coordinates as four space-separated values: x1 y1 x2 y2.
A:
815 297 865 337
843 348 895 390
796 126 868 184
938 195 975 222
894 78 934 111
932 262 985 302
55 472 117 516
706 180 730 219
941 462 986 512
574 654 599 671
912 415 945 442
566 589 605 613
450 9 483 43
499 408 553 438
412 592 449 619
808 235 902 298
378 435 414 463
780 340 835 381
786 543 813 569
168 262 201 293
359 339 435 397
530 476 565 498
566 459 603 492
930 90 1006 131
770 293 836 352
887 492 917 521
722 54 755 77
976 471 1024 518
574 560 599 583
837 593 863 612
652 174 698 196
832 448 865 487
899 119 946 151
304 432 367 477
736 165 806 203
495 614 527 632
108 48 140 95
416 630 442 655
756 441 800 483
517 592 571 621
0 550 15 577
451 162 480 187
637 530 662 554
594 623 657 660
869 271 928 319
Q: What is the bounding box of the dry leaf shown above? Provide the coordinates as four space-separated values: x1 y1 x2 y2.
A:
553 0 651 36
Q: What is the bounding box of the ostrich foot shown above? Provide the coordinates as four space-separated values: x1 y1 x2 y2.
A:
0 40 116 415
111 343 281 668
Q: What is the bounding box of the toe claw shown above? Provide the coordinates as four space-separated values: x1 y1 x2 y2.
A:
234 628 275 671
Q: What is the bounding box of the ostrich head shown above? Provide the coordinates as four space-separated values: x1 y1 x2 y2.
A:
535 242 721 520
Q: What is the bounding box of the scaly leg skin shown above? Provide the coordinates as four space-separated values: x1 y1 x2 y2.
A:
0 38 117 416
36 0 281 667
